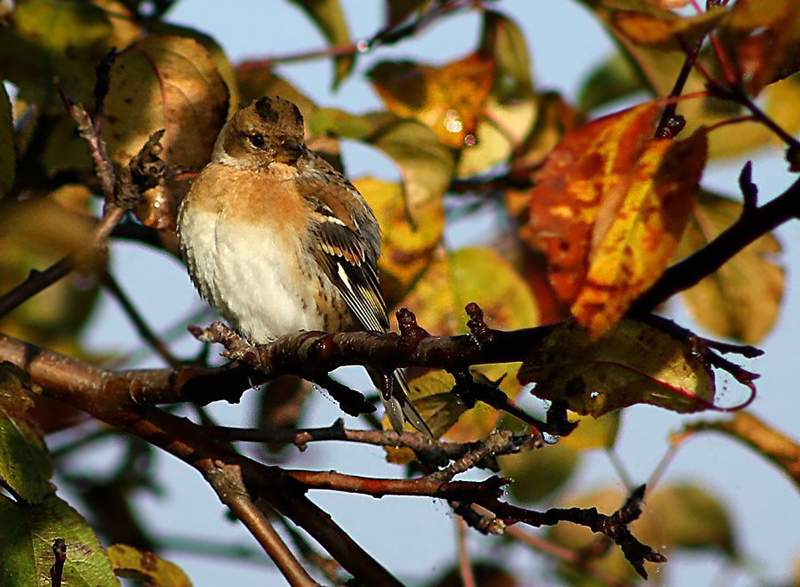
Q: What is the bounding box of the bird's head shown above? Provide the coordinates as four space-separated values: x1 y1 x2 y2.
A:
212 96 306 168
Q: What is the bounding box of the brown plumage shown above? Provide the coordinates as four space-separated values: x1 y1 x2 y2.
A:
178 96 430 435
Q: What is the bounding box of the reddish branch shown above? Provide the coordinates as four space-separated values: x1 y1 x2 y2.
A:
0 331 664 578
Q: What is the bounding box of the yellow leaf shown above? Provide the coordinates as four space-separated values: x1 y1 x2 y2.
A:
678 191 784 343
519 319 715 417
108 544 192 586
369 54 495 148
611 6 727 49
354 178 444 306
559 411 621 451
387 247 539 442
571 129 707 338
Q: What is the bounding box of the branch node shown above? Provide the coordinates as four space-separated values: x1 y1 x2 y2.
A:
396 307 430 353
738 161 758 211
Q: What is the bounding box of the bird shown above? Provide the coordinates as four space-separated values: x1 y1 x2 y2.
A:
177 96 430 435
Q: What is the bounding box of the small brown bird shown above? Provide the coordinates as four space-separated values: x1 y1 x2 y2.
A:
178 96 430 435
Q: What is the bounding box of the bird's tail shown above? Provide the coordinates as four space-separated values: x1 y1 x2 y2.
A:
367 367 432 436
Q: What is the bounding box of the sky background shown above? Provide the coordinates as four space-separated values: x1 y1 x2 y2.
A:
47 1 800 585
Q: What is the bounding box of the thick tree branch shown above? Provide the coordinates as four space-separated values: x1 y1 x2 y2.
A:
202 461 315 586
0 331 664 578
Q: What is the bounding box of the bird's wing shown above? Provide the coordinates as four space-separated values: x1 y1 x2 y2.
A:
298 167 432 436
298 164 388 333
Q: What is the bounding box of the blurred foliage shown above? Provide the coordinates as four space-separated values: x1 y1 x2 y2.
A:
0 0 798 584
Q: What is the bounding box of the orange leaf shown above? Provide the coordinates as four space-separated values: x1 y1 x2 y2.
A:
368 54 495 148
526 103 661 303
572 129 707 338
611 7 727 49
723 0 800 94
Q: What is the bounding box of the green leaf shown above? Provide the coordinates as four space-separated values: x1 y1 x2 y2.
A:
678 191 784 343
519 319 715 417
578 52 646 112
0 493 118 586
309 109 455 219
105 34 229 171
108 545 192 586
0 83 14 197
647 484 738 557
0 0 139 110
0 363 53 503
499 443 580 504
287 0 354 88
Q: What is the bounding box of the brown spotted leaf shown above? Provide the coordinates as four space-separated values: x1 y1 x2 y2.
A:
108 544 192 586
526 103 662 304
519 319 715 417
0 492 118 586
105 34 229 231
571 129 707 338
678 191 784 344
368 54 495 148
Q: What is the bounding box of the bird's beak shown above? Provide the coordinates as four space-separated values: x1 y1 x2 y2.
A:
276 139 304 164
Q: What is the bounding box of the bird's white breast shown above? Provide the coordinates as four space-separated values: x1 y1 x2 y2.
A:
178 203 324 343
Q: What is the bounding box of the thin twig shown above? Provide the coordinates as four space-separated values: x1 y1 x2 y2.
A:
100 269 181 367
507 526 629 587
456 518 476 587
49 538 67 587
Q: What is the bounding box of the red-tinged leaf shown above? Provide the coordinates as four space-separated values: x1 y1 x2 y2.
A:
572 129 708 338
368 54 495 148
518 319 716 417
526 103 662 304
611 6 727 49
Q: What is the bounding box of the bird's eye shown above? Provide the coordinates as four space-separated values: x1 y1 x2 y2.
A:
248 134 265 148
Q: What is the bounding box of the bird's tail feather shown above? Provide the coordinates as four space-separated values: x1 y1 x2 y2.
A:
367 367 432 436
